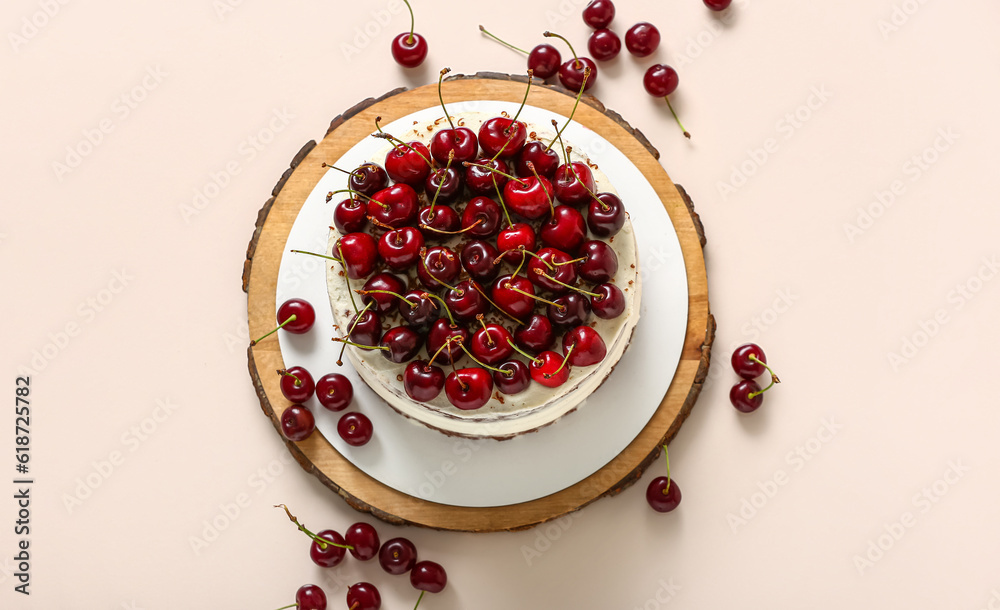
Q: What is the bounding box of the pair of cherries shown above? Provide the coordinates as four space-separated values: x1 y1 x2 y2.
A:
729 343 780 413
581 1 661 61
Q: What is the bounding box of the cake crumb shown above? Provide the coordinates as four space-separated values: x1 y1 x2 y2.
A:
630 264 635 269
500 111 510 118
457 117 466 126
494 392 505 404
396 374 404 381
628 280 634 285
529 131 537 139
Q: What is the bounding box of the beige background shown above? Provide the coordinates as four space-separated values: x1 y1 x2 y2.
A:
3 0 1000 608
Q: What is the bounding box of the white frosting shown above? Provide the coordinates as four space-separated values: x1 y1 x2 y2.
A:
326 112 641 438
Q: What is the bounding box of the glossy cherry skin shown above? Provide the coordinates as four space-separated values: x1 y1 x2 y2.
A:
530 351 571 387
591 283 626 319
504 175 555 220
563 325 607 366
461 196 503 237
404 360 446 402
548 293 591 326
445 368 494 410
516 141 561 179
384 141 431 185
361 273 406 315
335 232 378 280
398 290 439 330
378 227 424 271
496 223 536 264
280 366 315 403
646 476 681 512
491 274 536 321
410 560 448 593
417 246 461 290
578 240 618 283
280 404 315 442
558 56 598 92
369 183 419 228
731 379 763 413
494 359 531 394
338 412 374 446
424 166 464 205
471 323 515 365
379 326 423 363
625 22 660 57
732 343 767 378
528 44 562 79
554 162 597 206
445 280 489 322
644 64 679 97
460 239 501 283
587 192 626 237
528 247 577 294
346 581 381 610
348 309 382 346
345 522 380 561
295 584 328 610
588 28 621 61
431 127 479 164
540 206 587 253
316 373 353 412
391 31 428 68
276 298 316 334
379 538 417 575
479 117 527 159
426 320 468 366
418 204 461 237
514 314 556 352
334 198 368 233
465 157 509 195
349 162 389 196
583 0 615 28
704 0 732 10
311 530 347 567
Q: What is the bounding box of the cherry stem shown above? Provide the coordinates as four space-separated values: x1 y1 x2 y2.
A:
321 163 364 179
532 269 599 297
555 256 585 265
338 301 374 365
526 161 554 215
506 337 542 366
438 68 456 130
428 150 455 216
413 590 426 610
517 248 555 270
492 246 527 266
493 175 514 227
250 314 296 346
332 337 389 352
327 188 373 203
274 504 353 551
747 355 781 398
476 313 491 339
545 344 573 379
458 342 514 377
543 31 581 69
420 218 484 235
367 215 395 230
662 444 672 493
428 334 462 367
357 289 416 307
421 291 455 326
337 243 359 312
402 0 415 44
462 161 526 186
553 122 570 166
276 368 303 387
664 96 691 140
478 25 528 55
508 70 533 127
545 64 591 153
470 282 525 325
274 604 296 610
290 249 342 264
506 283 565 310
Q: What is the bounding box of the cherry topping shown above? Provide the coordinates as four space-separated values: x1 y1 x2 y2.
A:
497 223 537 264
583 0 615 28
417 246 461 290
360 273 407 314
514 314 556 352
379 537 418 575
423 166 463 205
548 293 591 326
465 157 510 195
491 274 535 320
335 232 379 280
348 162 389 196
280 404 315 442
444 280 489 322
390 0 426 68
460 239 501 283
587 193 626 237
316 373 353 412
494 359 531 394
369 183 420 228
344 522 380 561
461 196 503 237
378 326 424 363
398 290 439 330
503 174 554 220
404 360 446 402
479 117 528 159
554 162 597 206
625 22 660 57
591 283 625 319
347 308 382 347
418 204 461 236
578 240 618 283
338 412 374 446
334 197 369 234
529 350 572 388
515 141 561 179
377 228 424 271
426 319 468 366
540 206 587 253
562 325 607 366
445 367 494 409
528 247 578 294
471 319 515 365
381 137 432 186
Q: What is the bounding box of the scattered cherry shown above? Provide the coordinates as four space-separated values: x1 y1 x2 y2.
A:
544 30 598 92
293 584 327 610
730 380 763 413
704 0 732 10
625 22 660 57
379 537 418 575
278 366 315 403
338 412 374 446
310 530 348 568
644 64 690 139
251 298 315 346
344 522 380 561
646 445 681 512
280 405 315 442
583 0 615 28
588 28 621 61
410 560 448 593
316 373 353 411
479 25 561 80
731 343 767 378
346 582 382 610
390 0 427 68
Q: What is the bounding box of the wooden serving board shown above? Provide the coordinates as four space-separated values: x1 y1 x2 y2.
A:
243 73 714 532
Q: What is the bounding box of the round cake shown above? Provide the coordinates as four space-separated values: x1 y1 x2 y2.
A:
324 104 640 439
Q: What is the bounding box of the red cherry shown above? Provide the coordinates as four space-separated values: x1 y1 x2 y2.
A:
562 325 607 366
491 274 535 320
378 227 424 271
583 0 615 28
591 283 626 319
730 379 763 413
587 192 626 237
646 476 681 512
530 350 571 388
426 320 468 366
643 63 679 97
360 273 406 315
410 560 448 593
704 0 732 10
423 166 463 205
479 26 562 80
391 1 426 67
578 240 618 283
461 196 503 237
310 530 347 568
496 223 536 264
347 309 382 347
460 239 501 283
548 293 591 326
479 116 528 159
528 247 577 294
281 405 315 442
554 162 597 206
345 162 389 196
625 22 660 57
540 206 587 253
404 360 446 402
398 290 439 330
295 584 328 610
731 343 767 378
515 141 561 178
378 326 423 363
334 197 368 233
335 232 378 280
416 246 461 290
383 141 431 185
558 56 598 92
279 366 315 403
431 127 479 165
504 175 555 220
379 538 417 575
338 412 374 446
445 368 494 410
253 298 316 347
418 204 460 237
316 374 353 412
345 523 380 561
471 322 515 365
588 28 621 61
465 157 510 195
494 359 531 395
514 314 555 352
444 280 489 322
368 183 419 228
346 582 382 610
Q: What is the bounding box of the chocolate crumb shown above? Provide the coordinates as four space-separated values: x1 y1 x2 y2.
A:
396 374 404 381
630 264 635 269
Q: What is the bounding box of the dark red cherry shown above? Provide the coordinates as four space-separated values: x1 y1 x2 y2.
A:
591 283 626 319
529 44 562 79
504 175 555 220
417 246 461 290
349 163 389 196
254 299 315 344
529 350 571 388
460 239 501 283
348 309 382 347
337 412 374 446
730 379 764 413
491 274 535 320
558 56 598 92
398 290 439 330
410 560 448 594
548 293 591 326
279 366 315 403
516 141 561 179
431 127 479 164
583 0 615 28
465 157 510 196
311 530 347 567
704 0 732 11
445 368 494 410
295 584 328 610
361 273 406 315
316 373 353 412
344 523 380 561
528 247 577 294
562 325 607 366
335 232 378 280
588 28 621 61
426 320 468 366
334 198 368 234
461 196 503 237
391 31 428 68
368 183 419 228
384 141 431 185
378 227 424 271
444 280 489 322
418 204 461 237
732 343 767 378
379 326 423 363
479 117 528 159
345 581 381 610
540 206 587 253
578 240 618 283
514 314 555 352
494 359 531 394
554 162 597 206
280 404 315 442
587 193 626 237
470 322 514 365
497 223 537 263
625 22 660 57
379 538 417 575
404 360 446 402
644 63 679 97
646 476 681 512
424 167 464 205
